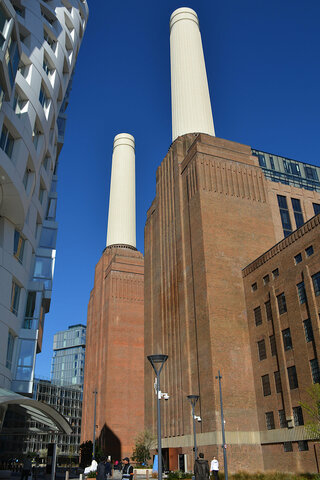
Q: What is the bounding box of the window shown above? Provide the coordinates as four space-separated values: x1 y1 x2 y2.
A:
284 442 293 452
283 160 290 173
263 275 269 285
43 57 53 77
272 268 279 279
277 293 287 314
274 371 282 393
293 406 304 426
294 253 302 264
44 28 56 51
6 331 14 369
312 272 320 296
297 281 306 304
313 203 320 216
7 36 20 87
265 300 273 322
290 163 301 176
304 166 318 181
265 411 275 430
15 339 34 381
279 409 287 428
14 230 25 263
305 245 314 257
11 281 21 316
277 195 292 237
258 340 267 361
39 85 49 109
39 227 57 249
270 335 277 356
0 124 14 158
298 441 308 452
258 154 266 167
0 5 8 48
24 291 36 329
262 374 271 396
287 365 298 389
39 186 45 204
310 359 320 384
46 198 57 220
304 319 314 343
291 198 304 229
254 306 262 326
251 282 257 292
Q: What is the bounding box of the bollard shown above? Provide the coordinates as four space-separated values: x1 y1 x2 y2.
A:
65 471 69 480
146 470 149 480
134 470 137 480
79 474 83 480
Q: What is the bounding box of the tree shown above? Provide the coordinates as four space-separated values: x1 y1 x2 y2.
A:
300 383 320 439
132 430 156 465
79 441 93 469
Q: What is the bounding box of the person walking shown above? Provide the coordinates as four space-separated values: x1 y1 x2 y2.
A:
97 459 106 480
105 460 112 478
20 456 32 480
194 453 209 480
121 458 133 480
210 456 219 480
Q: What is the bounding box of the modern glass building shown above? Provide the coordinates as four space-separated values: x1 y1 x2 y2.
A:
0 0 88 396
252 149 320 192
51 324 86 387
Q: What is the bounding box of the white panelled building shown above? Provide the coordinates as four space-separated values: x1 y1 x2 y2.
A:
0 0 88 395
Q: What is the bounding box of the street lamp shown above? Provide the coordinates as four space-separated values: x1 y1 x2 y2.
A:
187 395 200 462
92 390 97 459
147 354 168 480
216 371 228 480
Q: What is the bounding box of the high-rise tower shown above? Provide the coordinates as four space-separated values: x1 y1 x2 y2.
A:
144 7 320 474
82 134 144 459
0 0 88 395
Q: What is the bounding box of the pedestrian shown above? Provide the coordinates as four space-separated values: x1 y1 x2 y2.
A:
121 457 133 480
97 459 106 480
194 453 209 480
210 456 219 480
105 460 112 478
20 456 32 480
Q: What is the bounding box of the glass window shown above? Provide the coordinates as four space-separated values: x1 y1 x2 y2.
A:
262 374 271 396
305 245 314 257
0 5 8 48
282 328 293 350
290 163 301 176
312 272 320 296
258 154 266 167
263 275 269 285
272 268 279 279
258 340 267 361
284 442 293 452
0 124 14 158
293 406 304 426
291 198 304 229
274 371 282 393
46 198 57 220
283 160 290 173
304 319 314 343
265 411 275 430
6 331 14 369
277 195 292 237
11 281 21 315
277 293 287 314
313 203 320 215
24 291 36 329
269 156 275 170
287 365 298 389
297 281 306 304
294 253 302 264
33 256 53 279
254 306 262 326
265 300 273 322
279 409 287 428
305 166 318 180
7 36 20 87
298 441 308 451
14 230 25 263
310 359 320 384
251 282 257 292
270 335 277 356
39 227 57 249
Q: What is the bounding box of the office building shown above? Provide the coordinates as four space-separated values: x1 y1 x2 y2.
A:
51 324 86 387
81 134 144 459
144 7 320 474
0 0 88 396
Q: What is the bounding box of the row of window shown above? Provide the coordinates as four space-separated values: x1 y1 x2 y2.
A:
294 245 314 264
283 441 308 452
257 319 315 361
251 269 279 291
262 360 320 397
256 151 319 183
265 406 304 430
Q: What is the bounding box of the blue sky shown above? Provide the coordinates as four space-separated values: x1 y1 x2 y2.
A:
35 0 320 377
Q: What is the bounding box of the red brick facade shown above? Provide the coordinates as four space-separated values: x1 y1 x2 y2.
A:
81 247 144 460
144 133 320 473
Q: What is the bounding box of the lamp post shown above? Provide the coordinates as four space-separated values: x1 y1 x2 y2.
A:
187 395 200 462
147 354 168 480
92 390 97 459
216 371 228 480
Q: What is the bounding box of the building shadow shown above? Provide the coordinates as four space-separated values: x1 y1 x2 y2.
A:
97 424 121 460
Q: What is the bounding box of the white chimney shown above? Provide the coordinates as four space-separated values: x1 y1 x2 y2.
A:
170 7 215 141
106 133 136 249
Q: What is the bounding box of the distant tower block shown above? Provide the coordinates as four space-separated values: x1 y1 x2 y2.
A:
170 7 215 141
106 133 136 249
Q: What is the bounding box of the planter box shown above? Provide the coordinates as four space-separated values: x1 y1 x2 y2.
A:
133 469 153 475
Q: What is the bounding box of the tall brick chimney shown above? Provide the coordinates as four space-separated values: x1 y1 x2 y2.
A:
170 7 215 141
